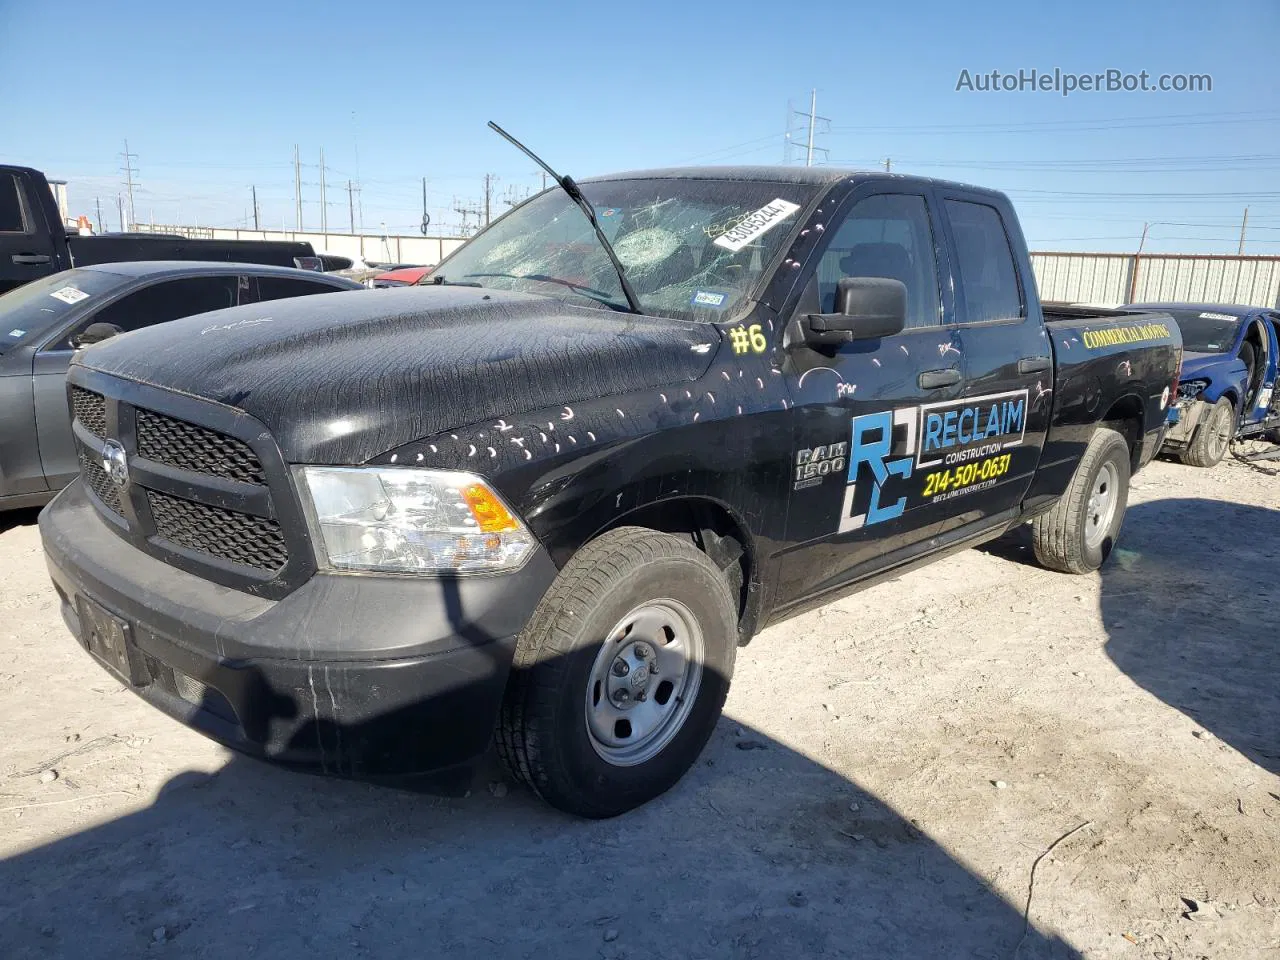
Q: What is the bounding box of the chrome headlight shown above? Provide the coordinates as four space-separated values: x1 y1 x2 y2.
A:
1177 378 1210 402
299 466 535 574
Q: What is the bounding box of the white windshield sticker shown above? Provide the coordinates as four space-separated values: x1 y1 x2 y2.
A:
712 198 801 252
50 286 90 305
1199 311 1237 321
8 328 25 338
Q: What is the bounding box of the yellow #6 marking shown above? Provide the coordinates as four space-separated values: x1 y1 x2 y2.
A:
728 323 768 355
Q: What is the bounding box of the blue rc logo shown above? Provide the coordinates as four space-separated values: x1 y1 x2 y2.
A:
839 409 918 533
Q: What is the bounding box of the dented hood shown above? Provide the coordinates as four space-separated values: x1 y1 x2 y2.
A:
73 286 719 463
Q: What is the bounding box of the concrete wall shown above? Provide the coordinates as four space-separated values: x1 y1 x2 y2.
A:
1031 252 1280 309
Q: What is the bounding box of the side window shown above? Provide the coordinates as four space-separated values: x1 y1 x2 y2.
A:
0 175 28 233
944 200 1023 324
255 276 343 302
817 194 940 329
56 276 237 349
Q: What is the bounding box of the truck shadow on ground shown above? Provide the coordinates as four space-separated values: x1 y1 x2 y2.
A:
989 497 1280 778
1 671 1080 959
0 506 41 534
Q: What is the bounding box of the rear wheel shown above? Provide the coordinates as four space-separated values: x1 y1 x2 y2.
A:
1181 396 1234 468
1032 426 1130 574
495 526 737 818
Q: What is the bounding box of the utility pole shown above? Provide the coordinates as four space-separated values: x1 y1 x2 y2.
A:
94 197 103 233
806 89 817 166
421 177 431 236
1238 206 1249 255
483 174 496 226
347 180 355 233
788 93 829 166
120 140 139 229
883 157 892 172
293 144 302 231
116 194 124 233
319 147 327 234
251 185 260 231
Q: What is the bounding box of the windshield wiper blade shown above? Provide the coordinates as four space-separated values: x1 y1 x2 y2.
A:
486 120 643 314
427 274 483 288
462 272 628 309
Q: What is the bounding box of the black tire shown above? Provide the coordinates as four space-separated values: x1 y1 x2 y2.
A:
1032 426 1130 574
1181 396 1234 468
495 526 737 818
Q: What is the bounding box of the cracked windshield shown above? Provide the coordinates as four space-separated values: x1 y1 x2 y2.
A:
430 178 817 320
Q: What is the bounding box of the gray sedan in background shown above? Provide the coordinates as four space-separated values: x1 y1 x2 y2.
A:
0 261 362 511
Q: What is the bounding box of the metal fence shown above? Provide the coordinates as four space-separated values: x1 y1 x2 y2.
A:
1030 252 1280 308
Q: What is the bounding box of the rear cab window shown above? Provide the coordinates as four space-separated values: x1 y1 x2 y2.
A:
944 199 1024 324
0 174 28 234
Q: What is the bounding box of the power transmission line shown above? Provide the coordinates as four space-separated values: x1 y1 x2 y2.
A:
119 140 139 229
785 91 829 165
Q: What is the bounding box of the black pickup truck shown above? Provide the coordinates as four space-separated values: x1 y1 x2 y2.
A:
39 166 1181 817
0 165 314 294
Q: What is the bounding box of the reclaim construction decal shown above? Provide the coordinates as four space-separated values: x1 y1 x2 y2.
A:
838 389 1028 533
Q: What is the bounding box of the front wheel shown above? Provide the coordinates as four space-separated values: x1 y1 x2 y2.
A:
1032 426 1131 574
495 526 738 818
1181 396 1234 468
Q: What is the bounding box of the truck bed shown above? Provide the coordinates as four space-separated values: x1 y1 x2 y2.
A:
1021 305 1182 516
67 234 314 270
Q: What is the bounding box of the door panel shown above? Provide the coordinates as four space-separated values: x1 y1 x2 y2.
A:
0 172 55 295
0 355 48 498
936 194 1051 534
777 190 964 605
31 350 76 487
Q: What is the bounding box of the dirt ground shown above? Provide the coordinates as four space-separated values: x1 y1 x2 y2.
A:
1 456 1278 959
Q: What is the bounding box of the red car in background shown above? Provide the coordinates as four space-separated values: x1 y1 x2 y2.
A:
367 265 432 287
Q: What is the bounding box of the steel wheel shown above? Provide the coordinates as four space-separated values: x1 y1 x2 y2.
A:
1084 460 1119 550
585 599 705 767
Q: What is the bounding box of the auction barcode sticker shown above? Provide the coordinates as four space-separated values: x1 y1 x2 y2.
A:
50 286 90 305
713 199 801 252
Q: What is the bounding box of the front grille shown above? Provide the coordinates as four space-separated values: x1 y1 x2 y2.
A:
147 489 287 572
136 409 267 485
71 387 107 438
70 378 307 595
77 446 122 515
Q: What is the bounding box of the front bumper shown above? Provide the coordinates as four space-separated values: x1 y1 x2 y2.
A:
40 481 558 777
1164 397 1209 448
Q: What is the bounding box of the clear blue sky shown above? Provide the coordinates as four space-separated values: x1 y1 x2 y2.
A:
2 0 1277 253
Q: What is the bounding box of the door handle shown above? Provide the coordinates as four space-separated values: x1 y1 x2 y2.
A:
918 368 962 390
1018 355 1052 374
12 254 52 265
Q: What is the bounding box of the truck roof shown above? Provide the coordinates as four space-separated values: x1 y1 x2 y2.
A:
582 165 1009 199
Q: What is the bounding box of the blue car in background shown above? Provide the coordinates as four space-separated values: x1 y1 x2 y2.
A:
1127 302 1280 467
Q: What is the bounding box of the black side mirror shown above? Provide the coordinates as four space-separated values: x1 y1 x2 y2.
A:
71 322 124 348
800 277 907 346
